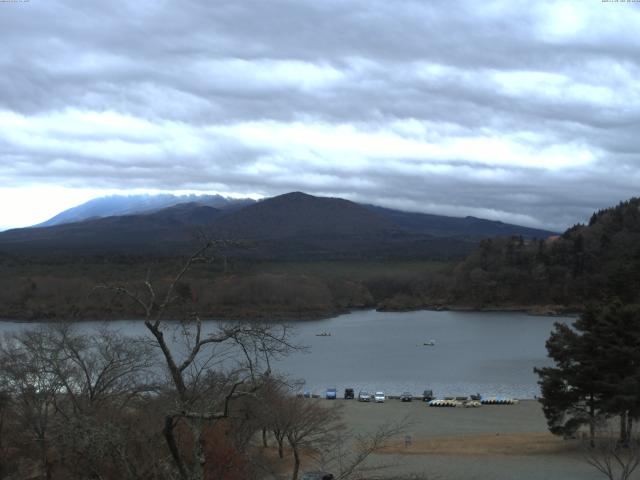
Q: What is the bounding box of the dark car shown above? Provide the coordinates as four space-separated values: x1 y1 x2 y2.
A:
400 392 413 402
301 472 334 480
344 388 355 399
358 390 372 402
300 472 334 480
423 389 434 401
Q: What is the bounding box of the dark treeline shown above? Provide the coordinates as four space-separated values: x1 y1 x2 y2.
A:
2 197 640 321
0 256 450 321
439 198 640 311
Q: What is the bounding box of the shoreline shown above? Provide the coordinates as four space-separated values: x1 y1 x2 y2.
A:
0 303 580 323
377 303 581 317
0 307 352 323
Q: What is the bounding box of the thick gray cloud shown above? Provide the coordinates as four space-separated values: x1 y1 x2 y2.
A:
1 0 640 230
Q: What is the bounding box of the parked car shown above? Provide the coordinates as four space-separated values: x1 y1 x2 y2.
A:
344 388 355 399
301 472 334 480
358 391 371 402
374 391 385 403
326 388 337 400
423 390 434 401
400 391 413 402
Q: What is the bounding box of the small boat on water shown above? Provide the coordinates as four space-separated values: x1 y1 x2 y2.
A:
316 332 331 337
423 340 435 346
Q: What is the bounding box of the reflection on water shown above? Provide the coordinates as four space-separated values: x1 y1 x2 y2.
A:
0 309 572 398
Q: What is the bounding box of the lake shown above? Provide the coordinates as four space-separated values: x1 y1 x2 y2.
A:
0 309 572 399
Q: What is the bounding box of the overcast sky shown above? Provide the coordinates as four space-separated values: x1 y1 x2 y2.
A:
1 0 639 231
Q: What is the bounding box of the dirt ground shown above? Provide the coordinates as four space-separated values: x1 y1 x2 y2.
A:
322 399 606 480
383 432 573 456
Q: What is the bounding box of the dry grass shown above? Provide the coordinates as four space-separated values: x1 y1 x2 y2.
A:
382 432 580 456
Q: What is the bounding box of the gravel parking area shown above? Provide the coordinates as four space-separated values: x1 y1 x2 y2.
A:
327 399 603 480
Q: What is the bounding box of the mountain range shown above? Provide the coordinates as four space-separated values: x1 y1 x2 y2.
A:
36 193 254 227
0 192 556 260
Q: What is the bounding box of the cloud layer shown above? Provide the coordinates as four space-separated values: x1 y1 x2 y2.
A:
1 0 640 230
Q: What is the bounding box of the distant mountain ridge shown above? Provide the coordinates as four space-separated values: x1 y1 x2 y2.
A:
364 204 553 239
35 192 556 238
0 192 556 260
37 194 254 227
212 192 397 239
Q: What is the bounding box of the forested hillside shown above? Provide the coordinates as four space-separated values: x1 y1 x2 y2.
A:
1 197 635 320
441 198 640 311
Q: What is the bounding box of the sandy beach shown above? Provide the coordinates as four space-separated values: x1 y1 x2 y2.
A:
324 399 603 480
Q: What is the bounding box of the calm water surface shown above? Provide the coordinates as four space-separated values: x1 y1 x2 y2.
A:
0 309 572 398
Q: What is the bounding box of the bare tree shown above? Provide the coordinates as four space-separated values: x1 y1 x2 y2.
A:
256 387 408 480
0 324 162 480
585 424 640 480
0 388 11 478
254 377 290 457
45 325 163 480
0 328 65 479
96 241 300 480
283 397 341 480
40 324 156 415
317 416 411 480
